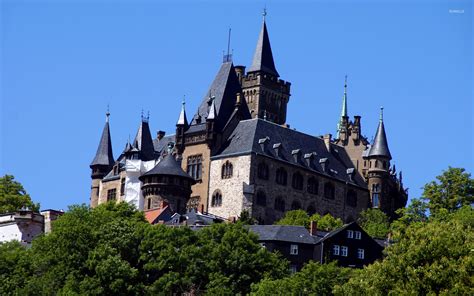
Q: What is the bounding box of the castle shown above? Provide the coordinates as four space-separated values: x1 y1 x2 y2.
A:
89 14 408 224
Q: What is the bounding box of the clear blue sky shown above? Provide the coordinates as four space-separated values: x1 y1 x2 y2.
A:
1 0 472 211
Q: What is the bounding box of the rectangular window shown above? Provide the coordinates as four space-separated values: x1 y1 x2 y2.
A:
333 245 340 255
347 230 354 239
355 231 362 240
341 246 348 257
120 178 125 196
290 244 298 255
187 155 203 180
290 265 298 274
107 189 116 201
357 248 365 259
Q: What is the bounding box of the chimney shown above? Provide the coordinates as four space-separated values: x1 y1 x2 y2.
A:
309 220 318 236
157 130 166 140
273 143 282 157
258 137 270 152
346 168 355 182
352 116 361 141
323 134 332 152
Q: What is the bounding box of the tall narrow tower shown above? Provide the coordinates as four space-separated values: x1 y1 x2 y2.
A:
90 111 115 207
240 10 291 124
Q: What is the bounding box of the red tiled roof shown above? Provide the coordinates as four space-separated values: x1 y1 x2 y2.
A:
144 206 168 224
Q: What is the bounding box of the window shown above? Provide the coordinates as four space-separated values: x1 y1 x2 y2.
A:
221 161 233 179
307 177 319 195
291 200 301 210
260 243 266 248
147 198 151 210
187 196 200 211
355 231 362 240
347 230 354 239
120 178 125 196
257 162 269 180
341 246 348 257
274 196 285 212
256 191 267 206
324 182 335 199
372 184 380 208
290 244 299 255
290 265 298 274
187 155 202 180
211 190 222 207
292 172 304 190
276 167 287 186
357 248 365 259
333 245 340 255
346 189 357 207
107 189 116 201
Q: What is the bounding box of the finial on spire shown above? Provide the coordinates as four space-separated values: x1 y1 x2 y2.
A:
223 28 233 63
344 75 348 93
262 6 267 21
141 109 144 121
105 105 110 122
147 111 150 121
182 95 186 106
380 106 384 122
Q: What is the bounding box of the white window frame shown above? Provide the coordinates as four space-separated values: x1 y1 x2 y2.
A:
260 242 266 248
290 244 299 255
357 248 365 259
341 246 348 257
347 230 354 239
333 244 340 255
355 231 362 240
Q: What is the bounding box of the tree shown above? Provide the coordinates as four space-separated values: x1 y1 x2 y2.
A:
239 209 257 225
251 261 353 295
422 167 474 215
275 210 343 231
391 198 428 238
0 175 39 213
335 206 474 295
357 209 390 239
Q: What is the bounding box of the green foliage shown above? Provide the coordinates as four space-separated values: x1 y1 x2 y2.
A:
336 206 474 295
0 175 39 213
275 210 343 231
358 208 390 238
0 202 287 295
391 198 428 238
422 167 474 215
239 209 257 225
251 261 353 295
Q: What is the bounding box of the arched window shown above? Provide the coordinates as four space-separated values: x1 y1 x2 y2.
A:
276 167 287 186
292 172 304 190
256 191 267 206
274 196 285 212
307 177 319 195
324 182 335 199
346 189 357 207
221 161 233 179
372 184 380 208
291 200 301 210
211 190 223 207
307 204 316 215
257 162 269 180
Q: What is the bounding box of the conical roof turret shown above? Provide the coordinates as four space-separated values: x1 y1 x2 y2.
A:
90 112 114 167
368 107 392 159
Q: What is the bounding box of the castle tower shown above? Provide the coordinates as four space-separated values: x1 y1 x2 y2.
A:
175 99 189 155
365 107 394 214
90 111 114 207
240 11 291 124
336 75 349 142
132 114 155 161
139 152 195 214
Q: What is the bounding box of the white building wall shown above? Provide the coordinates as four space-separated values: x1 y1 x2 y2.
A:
0 222 22 243
124 159 156 210
207 155 252 219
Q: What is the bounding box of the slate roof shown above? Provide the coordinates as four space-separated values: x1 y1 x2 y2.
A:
190 61 250 131
153 134 176 154
133 120 155 161
247 20 279 77
141 154 194 180
368 119 392 159
213 118 367 188
90 120 114 167
248 225 315 244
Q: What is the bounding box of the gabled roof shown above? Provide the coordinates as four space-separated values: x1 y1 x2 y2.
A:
368 109 391 159
247 20 279 77
190 62 250 130
213 118 367 187
144 206 173 224
248 225 315 244
90 116 114 167
141 154 194 180
133 120 155 161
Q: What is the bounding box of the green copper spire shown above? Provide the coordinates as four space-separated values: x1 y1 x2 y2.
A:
336 75 348 138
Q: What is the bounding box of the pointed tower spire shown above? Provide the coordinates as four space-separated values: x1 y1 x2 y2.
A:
368 107 392 159
248 9 279 77
177 96 188 126
90 111 114 167
336 75 349 138
133 115 155 161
